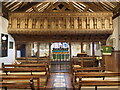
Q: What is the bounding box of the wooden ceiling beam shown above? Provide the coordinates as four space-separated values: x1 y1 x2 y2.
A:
98 2 113 11
37 2 50 12
72 2 84 12
2 3 10 19
14 2 39 12
43 2 54 12
32 6 39 12
113 3 120 19
96 2 112 11
93 2 110 11
83 2 104 12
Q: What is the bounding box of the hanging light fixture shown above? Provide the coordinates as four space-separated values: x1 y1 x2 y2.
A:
2 35 7 41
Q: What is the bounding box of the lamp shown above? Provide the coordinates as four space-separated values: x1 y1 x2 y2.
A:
2 35 7 41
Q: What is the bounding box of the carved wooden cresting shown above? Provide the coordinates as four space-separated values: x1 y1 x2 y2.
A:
8 12 113 35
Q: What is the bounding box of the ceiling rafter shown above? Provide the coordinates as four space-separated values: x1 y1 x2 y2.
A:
84 2 105 11
104 2 115 8
14 2 39 12
92 2 109 11
2 1 119 13
72 1 84 12
79 2 96 12
76 2 88 12
32 6 39 12
37 2 49 12
43 2 54 12
9 2 22 12
72 4 83 12
99 2 113 11
76 2 93 12
5 1 16 8
38 2 50 12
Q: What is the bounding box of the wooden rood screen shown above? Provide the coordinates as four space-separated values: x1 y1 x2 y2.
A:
8 12 113 35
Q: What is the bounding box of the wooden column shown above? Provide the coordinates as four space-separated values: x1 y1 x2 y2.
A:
81 57 84 68
15 43 17 59
101 41 106 67
69 42 72 73
92 42 95 57
49 42 51 62
37 42 40 59
26 43 29 60
69 42 72 60
81 42 83 53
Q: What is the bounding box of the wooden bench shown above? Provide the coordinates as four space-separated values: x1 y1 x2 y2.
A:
0 67 49 89
78 80 120 90
0 67 49 76
2 63 50 72
16 57 50 64
0 77 34 90
0 75 46 89
72 72 120 90
73 67 105 73
72 57 98 67
2 63 49 68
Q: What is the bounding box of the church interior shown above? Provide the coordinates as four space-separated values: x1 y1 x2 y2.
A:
0 1 120 90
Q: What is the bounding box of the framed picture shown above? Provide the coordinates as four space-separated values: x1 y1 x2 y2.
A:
1 34 8 57
9 42 13 49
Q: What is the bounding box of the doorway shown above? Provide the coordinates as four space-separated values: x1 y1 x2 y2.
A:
50 42 71 73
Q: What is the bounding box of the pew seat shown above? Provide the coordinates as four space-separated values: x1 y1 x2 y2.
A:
74 80 120 90
0 78 34 90
1 75 47 89
72 72 120 90
73 65 81 68
2 72 47 76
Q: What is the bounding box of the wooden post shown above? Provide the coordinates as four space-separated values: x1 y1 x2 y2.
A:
25 43 29 60
81 42 83 53
81 57 84 68
49 42 51 63
69 42 72 73
69 42 72 61
101 41 106 68
15 43 17 60
92 42 95 57
37 42 40 59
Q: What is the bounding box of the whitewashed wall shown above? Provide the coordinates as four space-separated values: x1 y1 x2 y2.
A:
106 16 120 50
0 16 15 69
118 16 120 50
71 42 81 56
39 43 49 57
71 42 102 57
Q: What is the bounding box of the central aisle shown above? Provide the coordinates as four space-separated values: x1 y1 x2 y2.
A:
47 73 72 89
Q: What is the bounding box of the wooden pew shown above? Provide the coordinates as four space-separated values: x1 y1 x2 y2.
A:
72 57 98 67
2 63 49 68
1 62 50 89
0 67 48 75
78 80 120 90
2 62 50 74
0 77 34 90
0 67 49 89
72 72 120 90
0 75 44 89
73 67 105 73
17 60 49 64
16 57 50 64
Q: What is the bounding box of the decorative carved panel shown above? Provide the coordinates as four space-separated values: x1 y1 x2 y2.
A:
8 12 113 35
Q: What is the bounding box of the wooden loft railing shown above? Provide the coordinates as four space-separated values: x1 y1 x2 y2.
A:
8 12 113 35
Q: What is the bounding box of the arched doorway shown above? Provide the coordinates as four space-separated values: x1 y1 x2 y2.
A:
50 42 71 73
